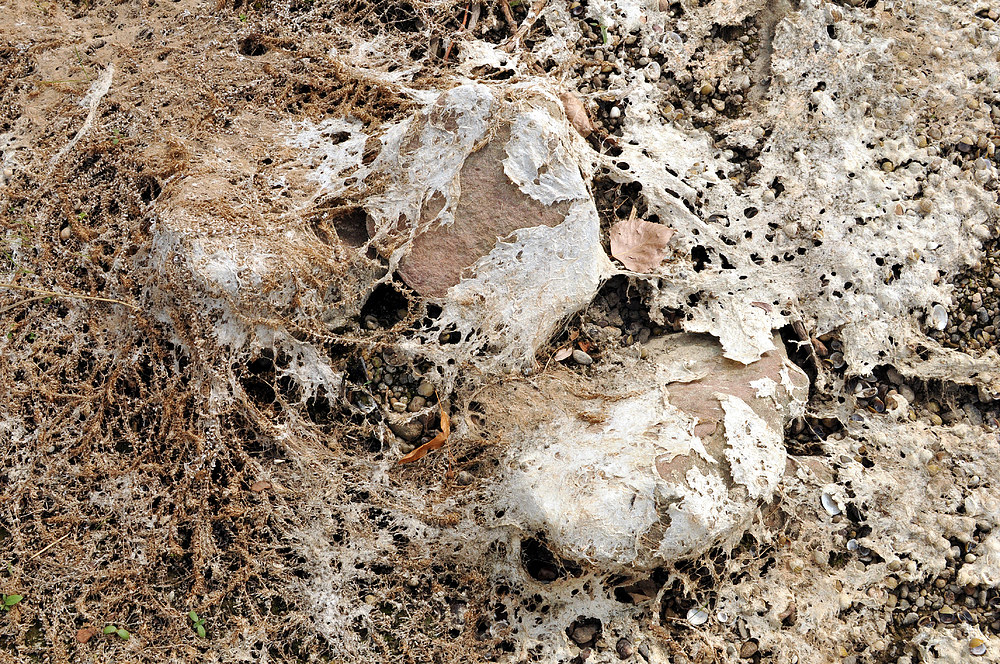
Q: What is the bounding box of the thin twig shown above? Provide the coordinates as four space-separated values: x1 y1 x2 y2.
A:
499 0 516 31
507 0 548 49
443 2 472 61
0 283 139 310
73 47 93 83
791 318 823 375
0 294 49 316
28 532 72 561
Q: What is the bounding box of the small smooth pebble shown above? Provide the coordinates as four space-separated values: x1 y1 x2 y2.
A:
616 638 634 659
570 623 598 645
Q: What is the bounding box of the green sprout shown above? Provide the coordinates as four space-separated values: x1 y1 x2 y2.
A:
188 611 207 638
1 594 23 611
103 624 130 640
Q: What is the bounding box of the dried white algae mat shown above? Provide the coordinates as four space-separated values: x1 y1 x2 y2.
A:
1 0 1000 662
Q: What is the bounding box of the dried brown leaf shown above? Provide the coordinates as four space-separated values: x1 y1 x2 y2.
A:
610 214 674 272
76 627 98 644
398 401 451 464
249 480 272 492
560 92 594 138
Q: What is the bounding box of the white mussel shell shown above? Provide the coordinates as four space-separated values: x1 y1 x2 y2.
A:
822 493 842 516
686 608 709 625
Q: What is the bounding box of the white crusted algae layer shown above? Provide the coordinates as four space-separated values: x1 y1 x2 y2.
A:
913 625 998 664
438 199 610 369
127 0 1000 659
505 389 706 570
503 108 591 205
287 0 999 377
726 420 1000 664
278 0 1000 380
365 84 495 242
500 334 807 571
600 0 998 372
719 394 783 501
957 530 1000 587
357 82 612 373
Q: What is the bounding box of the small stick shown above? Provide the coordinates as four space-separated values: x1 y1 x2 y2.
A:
443 2 472 61
29 532 72 561
508 0 548 48
0 283 139 310
0 295 49 316
499 0 516 30
791 318 823 375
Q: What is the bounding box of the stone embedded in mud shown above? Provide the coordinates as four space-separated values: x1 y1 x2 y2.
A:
367 85 591 299
386 413 423 442
495 333 808 571
366 83 612 372
392 123 572 299
651 333 808 502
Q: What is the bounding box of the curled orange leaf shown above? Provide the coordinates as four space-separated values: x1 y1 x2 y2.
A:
398 400 451 464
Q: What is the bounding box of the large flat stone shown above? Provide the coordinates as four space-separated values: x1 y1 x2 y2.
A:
493 333 808 571
365 84 612 372
395 125 571 298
